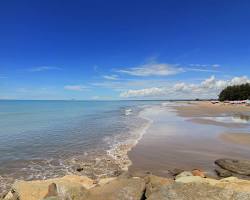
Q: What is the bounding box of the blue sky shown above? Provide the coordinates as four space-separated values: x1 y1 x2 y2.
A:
0 0 250 100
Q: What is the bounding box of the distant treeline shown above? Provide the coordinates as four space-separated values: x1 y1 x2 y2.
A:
219 83 250 101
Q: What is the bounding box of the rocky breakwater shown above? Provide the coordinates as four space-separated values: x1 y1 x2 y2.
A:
3 166 250 200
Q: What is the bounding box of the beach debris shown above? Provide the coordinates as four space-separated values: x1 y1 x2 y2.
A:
76 167 84 172
191 169 206 178
215 168 232 178
215 158 250 175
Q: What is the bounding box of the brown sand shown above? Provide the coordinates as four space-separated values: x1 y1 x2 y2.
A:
220 133 250 146
174 101 250 117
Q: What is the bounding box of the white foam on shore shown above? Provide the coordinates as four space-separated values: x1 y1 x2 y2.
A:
124 108 132 116
106 107 153 171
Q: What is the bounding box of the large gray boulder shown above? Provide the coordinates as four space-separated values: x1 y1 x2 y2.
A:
215 159 250 175
215 168 232 178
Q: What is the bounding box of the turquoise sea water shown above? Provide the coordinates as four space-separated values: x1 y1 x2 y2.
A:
0 100 158 193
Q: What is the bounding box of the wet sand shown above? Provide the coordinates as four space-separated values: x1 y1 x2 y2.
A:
128 102 250 177
220 133 250 146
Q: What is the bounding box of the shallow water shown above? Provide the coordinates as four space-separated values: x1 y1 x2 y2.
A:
203 115 250 124
0 100 158 194
129 104 250 177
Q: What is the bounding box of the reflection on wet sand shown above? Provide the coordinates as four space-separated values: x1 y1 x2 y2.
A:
129 102 250 177
220 133 250 146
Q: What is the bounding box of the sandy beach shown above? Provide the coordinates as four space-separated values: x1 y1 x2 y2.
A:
174 101 250 117
128 101 250 177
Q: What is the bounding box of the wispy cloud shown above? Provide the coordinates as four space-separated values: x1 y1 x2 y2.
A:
186 68 220 73
103 75 119 80
28 66 62 72
189 64 220 68
116 62 184 76
64 85 88 91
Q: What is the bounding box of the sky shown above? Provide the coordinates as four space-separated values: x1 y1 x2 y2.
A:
0 0 250 100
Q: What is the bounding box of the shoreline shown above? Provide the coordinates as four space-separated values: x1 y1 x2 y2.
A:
0 105 153 196
1 101 250 199
106 107 153 171
4 160 250 200
128 101 250 177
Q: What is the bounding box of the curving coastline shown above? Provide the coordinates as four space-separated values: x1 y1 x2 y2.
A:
1 101 250 199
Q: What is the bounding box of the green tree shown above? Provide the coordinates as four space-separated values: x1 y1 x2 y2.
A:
219 83 250 101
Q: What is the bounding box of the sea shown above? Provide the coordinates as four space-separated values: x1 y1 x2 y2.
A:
0 100 159 194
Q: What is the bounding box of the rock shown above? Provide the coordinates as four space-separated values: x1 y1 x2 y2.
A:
147 176 250 200
60 175 95 189
191 169 206 178
43 183 58 198
175 175 205 184
98 177 117 186
215 158 250 175
169 168 184 176
9 175 94 200
175 171 193 180
145 175 173 198
43 197 59 200
2 189 19 200
86 177 145 200
215 168 232 178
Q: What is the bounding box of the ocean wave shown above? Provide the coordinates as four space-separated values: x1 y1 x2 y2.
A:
107 107 153 171
0 103 156 196
124 108 132 116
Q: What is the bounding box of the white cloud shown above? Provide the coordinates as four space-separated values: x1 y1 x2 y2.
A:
187 68 220 73
120 87 165 98
120 76 250 99
116 63 183 76
29 66 62 72
64 85 88 91
103 75 119 80
186 63 221 73
230 76 249 85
